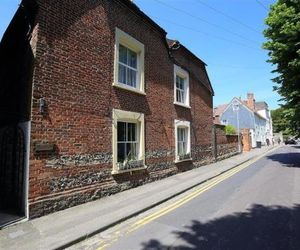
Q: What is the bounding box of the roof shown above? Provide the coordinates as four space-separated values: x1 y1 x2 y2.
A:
255 101 268 111
214 98 267 121
254 111 267 120
167 38 207 66
213 104 228 117
167 38 214 95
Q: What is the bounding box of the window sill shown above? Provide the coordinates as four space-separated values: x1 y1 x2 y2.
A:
113 83 146 95
175 158 193 163
174 102 191 109
111 165 147 175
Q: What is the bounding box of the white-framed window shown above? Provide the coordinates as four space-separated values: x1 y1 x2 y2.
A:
112 109 145 174
117 122 138 162
174 65 190 108
222 119 228 125
114 28 145 94
175 120 191 162
118 45 138 88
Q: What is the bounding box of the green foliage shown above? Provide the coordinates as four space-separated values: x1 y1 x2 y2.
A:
271 107 293 136
263 0 300 136
225 125 236 135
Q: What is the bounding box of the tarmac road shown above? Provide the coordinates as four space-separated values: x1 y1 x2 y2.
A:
70 145 300 250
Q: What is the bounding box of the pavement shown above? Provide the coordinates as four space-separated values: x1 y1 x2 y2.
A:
0 145 280 250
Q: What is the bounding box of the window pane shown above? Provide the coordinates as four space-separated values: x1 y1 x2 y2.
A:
117 122 126 141
182 141 187 154
178 142 183 155
119 45 127 64
176 75 184 90
127 68 137 87
117 143 126 162
177 89 184 103
127 123 136 141
180 90 185 103
176 76 180 89
180 78 184 89
118 64 127 84
178 128 182 141
128 49 137 68
126 142 137 160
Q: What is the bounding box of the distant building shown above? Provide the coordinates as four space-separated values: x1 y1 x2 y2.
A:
214 93 273 148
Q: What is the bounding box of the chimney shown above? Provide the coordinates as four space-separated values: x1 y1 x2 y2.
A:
247 93 255 110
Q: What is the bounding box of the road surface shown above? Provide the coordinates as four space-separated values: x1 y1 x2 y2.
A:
69 145 300 250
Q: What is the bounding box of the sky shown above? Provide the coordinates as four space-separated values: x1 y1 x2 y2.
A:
0 0 282 110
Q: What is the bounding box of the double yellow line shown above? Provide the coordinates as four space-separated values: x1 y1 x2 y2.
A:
129 161 248 231
97 147 278 249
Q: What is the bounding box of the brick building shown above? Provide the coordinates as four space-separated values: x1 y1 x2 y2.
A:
0 0 216 225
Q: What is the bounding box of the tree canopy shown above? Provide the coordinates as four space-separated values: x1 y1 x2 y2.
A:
263 0 300 135
271 107 293 136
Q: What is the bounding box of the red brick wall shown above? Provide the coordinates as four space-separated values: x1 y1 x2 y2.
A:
241 128 251 152
213 124 239 160
28 0 214 218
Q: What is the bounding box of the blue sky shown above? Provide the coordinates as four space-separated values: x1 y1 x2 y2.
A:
0 0 281 109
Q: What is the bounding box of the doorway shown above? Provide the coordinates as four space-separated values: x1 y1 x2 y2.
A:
0 125 26 227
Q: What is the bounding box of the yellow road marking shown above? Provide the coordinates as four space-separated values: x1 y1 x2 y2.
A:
96 147 278 250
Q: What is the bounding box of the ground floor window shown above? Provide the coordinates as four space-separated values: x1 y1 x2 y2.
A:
117 122 138 162
112 109 145 173
175 120 191 162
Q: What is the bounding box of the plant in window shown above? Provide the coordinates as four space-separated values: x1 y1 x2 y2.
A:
178 152 191 160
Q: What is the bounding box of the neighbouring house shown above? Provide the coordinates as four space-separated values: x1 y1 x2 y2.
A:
0 0 223 225
255 101 273 145
214 93 272 148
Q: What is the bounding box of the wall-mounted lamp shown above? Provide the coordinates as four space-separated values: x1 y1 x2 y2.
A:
39 98 46 115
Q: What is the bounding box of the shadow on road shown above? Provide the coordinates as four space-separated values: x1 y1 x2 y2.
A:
141 204 300 250
266 153 300 168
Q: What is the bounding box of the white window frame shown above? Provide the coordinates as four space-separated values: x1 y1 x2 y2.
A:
117 121 139 163
112 109 145 174
221 119 228 125
174 65 190 108
113 28 145 95
175 120 192 163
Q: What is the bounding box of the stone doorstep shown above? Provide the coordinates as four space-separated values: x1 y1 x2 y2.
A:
0 146 277 250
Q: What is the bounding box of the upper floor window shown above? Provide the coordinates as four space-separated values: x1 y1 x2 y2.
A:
176 75 185 103
114 28 145 94
118 45 138 88
174 65 190 108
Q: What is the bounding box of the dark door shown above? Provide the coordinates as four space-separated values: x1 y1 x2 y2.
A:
0 125 25 215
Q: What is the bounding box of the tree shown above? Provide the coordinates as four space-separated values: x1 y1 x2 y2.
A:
271 107 292 136
225 125 236 135
263 0 300 136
